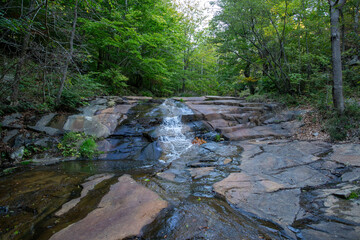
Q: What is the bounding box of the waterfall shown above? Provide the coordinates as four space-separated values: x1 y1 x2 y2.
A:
157 99 194 162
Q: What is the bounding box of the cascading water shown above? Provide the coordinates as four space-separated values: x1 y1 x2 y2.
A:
157 99 194 162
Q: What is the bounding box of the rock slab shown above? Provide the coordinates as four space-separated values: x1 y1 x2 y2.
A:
50 174 168 240
55 174 114 216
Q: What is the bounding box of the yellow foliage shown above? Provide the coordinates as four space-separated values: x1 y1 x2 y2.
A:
192 137 207 145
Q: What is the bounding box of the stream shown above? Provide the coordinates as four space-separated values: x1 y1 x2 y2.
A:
0 99 294 239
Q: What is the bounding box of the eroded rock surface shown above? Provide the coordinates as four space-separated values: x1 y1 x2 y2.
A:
213 139 360 239
180 96 304 141
50 174 168 240
63 97 133 138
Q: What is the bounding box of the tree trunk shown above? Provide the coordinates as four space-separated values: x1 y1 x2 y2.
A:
329 0 346 114
340 10 345 53
182 52 188 93
56 0 78 105
244 63 255 95
355 3 359 32
11 0 34 105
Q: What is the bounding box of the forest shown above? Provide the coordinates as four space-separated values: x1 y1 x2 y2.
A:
1 1 360 239
0 0 360 140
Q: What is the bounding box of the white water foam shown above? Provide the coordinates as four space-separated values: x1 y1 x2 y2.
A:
157 99 194 162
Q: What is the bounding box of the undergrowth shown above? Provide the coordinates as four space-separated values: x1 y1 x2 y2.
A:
58 132 101 159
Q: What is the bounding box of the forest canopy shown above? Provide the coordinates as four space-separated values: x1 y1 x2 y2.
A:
0 0 359 113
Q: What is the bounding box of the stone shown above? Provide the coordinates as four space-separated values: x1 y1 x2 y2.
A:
201 142 240 157
63 115 110 138
90 98 108 105
213 172 299 227
301 222 360 240
79 98 108 116
2 129 18 143
329 144 360 167
29 113 62 136
223 158 232 164
264 103 284 112
263 110 303 124
92 114 120 133
157 171 176 181
55 174 114 216
136 142 162 161
331 185 360 199
10 146 25 161
223 124 291 141
124 96 152 101
342 168 360 182
97 140 112 152
205 96 241 101
173 97 206 101
1 113 22 128
34 137 53 148
50 175 168 240
188 167 215 179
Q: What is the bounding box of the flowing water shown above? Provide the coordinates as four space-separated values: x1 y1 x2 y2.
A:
157 99 194 163
0 99 287 240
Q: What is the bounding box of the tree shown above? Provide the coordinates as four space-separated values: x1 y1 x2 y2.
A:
56 0 78 105
329 0 346 114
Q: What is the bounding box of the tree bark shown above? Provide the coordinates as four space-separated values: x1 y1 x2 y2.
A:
329 0 346 114
56 0 78 105
11 0 34 105
355 3 359 33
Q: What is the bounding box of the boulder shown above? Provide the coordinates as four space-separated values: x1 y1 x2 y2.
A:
1 113 22 128
50 175 168 240
63 115 110 138
10 146 25 161
2 129 18 143
29 113 61 136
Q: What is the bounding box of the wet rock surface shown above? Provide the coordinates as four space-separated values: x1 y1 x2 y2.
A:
0 96 359 240
50 175 168 240
55 173 114 216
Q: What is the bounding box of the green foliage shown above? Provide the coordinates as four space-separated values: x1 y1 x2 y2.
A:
58 132 100 159
246 94 268 103
59 74 106 110
20 160 34 165
79 138 98 159
324 101 360 141
214 134 222 142
347 190 360 200
92 69 128 95
2 167 16 175
23 145 46 159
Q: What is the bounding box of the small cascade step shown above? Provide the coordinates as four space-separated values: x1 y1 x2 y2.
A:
218 124 252 134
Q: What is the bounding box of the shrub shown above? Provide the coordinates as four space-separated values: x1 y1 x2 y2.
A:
324 101 360 141
79 138 97 159
58 132 100 159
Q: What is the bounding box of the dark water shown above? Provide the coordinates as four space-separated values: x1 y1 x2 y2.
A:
0 99 288 240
